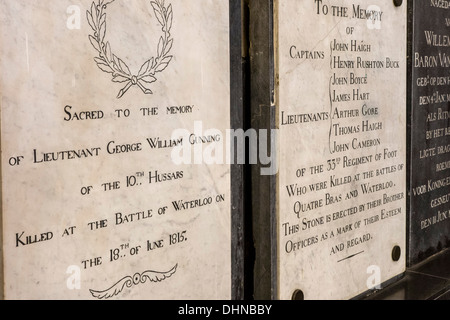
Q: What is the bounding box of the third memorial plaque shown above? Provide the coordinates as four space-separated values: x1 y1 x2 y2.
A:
409 0 450 266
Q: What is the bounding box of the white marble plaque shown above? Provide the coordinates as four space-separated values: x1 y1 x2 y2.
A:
276 0 406 299
1 0 231 299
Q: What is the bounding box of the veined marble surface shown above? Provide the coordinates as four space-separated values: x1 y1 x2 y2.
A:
276 0 407 300
1 0 231 300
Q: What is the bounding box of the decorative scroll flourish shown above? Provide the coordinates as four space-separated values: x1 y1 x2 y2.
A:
89 264 178 299
87 0 174 98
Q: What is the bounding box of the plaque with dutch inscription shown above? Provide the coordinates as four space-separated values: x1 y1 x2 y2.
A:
409 0 450 266
252 0 407 300
0 0 240 299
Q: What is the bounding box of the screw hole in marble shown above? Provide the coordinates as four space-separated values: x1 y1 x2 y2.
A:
292 289 305 300
392 246 401 262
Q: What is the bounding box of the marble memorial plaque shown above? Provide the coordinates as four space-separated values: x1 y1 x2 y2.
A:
0 0 238 299
251 0 407 300
408 0 450 266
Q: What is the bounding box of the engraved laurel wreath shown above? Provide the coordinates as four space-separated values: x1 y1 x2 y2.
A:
90 264 178 299
87 0 174 98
